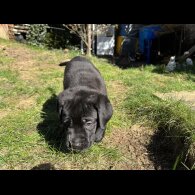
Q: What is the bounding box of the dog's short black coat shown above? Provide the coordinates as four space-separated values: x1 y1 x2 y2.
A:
57 56 113 151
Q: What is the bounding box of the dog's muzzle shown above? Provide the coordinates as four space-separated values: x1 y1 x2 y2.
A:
67 137 91 151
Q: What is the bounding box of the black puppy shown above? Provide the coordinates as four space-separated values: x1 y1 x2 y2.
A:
57 56 113 151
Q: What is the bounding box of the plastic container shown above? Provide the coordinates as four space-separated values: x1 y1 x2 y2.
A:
139 25 161 53
139 25 162 63
119 24 128 36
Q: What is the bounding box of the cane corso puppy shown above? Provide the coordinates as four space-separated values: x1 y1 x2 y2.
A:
57 56 113 151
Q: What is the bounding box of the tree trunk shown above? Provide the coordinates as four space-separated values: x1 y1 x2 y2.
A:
87 24 92 56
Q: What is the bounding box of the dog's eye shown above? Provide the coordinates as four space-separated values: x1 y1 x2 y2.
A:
86 121 92 126
82 119 93 126
64 118 71 125
85 121 95 130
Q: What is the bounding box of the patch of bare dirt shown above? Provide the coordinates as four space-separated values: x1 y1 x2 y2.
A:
155 91 195 110
16 97 36 109
107 80 127 95
107 80 129 107
1 45 64 81
19 70 37 81
3 96 36 110
0 110 9 119
153 76 166 87
3 46 36 60
103 125 156 170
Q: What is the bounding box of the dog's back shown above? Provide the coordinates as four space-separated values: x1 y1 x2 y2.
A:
63 56 107 94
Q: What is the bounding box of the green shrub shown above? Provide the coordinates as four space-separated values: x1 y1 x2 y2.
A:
26 24 48 48
26 24 80 49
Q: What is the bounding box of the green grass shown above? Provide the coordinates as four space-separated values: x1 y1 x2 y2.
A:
0 39 126 170
0 38 195 169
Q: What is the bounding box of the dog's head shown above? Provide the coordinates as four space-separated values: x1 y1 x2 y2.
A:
57 89 113 152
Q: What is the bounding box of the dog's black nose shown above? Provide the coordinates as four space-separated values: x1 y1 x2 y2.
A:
68 138 89 151
68 140 82 148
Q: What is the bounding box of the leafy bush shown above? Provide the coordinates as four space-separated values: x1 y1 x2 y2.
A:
44 27 76 49
26 24 48 48
26 24 80 49
44 32 66 49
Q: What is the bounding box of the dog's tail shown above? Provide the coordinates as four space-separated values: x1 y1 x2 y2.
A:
59 59 71 66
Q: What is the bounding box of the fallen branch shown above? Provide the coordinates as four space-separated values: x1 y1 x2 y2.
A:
177 44 195 62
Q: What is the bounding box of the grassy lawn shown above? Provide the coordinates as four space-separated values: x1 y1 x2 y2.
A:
0 38 195 170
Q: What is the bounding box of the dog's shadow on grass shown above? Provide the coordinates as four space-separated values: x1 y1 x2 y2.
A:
146 130 176 170
146 128 186 170
31 163 56 170
37 94 68 153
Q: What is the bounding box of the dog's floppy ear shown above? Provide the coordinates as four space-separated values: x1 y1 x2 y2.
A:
96 94 113 130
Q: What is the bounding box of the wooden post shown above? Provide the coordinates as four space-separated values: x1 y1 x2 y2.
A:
87 24 92 56
0 24 10 39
